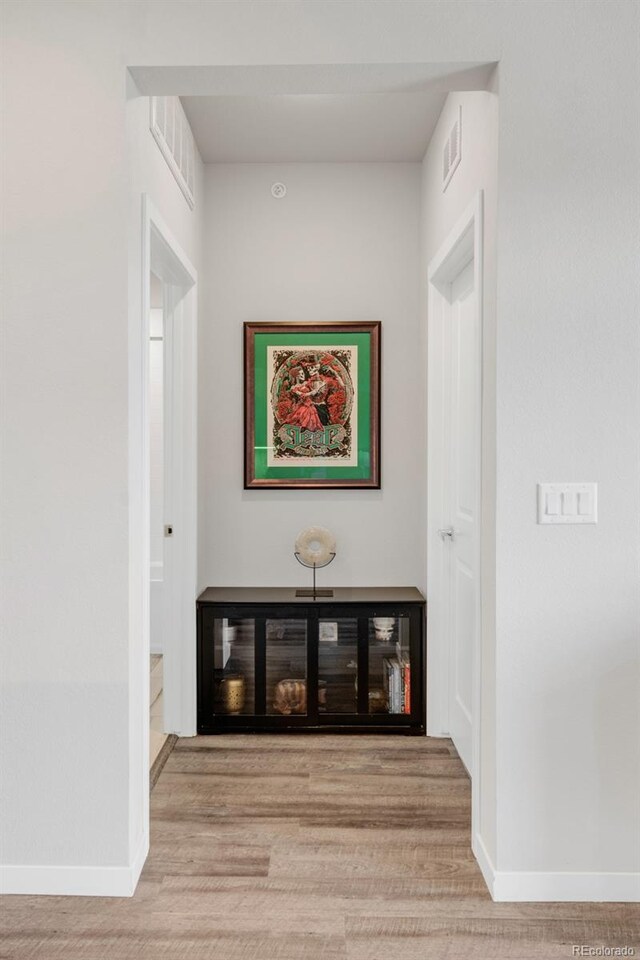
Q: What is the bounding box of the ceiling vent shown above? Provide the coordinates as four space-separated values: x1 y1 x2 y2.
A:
150 96 196 209
442 106 462 192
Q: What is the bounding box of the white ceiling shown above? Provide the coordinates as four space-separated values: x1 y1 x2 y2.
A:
184 91 451 163
172 62 495 164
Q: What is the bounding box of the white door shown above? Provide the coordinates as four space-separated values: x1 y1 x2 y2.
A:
149 300 165 655
442 258 479 773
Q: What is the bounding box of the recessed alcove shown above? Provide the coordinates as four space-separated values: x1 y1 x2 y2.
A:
129 59 496 589
127 57 498 870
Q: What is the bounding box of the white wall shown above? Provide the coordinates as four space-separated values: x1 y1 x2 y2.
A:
2 6 132 880
0 28 202 887
421 90 499 864
2 0 638 900
492 13 640 888
199 162 422 589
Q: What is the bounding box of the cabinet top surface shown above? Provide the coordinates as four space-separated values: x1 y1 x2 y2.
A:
197 586 425 605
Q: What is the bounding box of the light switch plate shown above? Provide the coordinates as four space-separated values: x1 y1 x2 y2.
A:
537 483 597 524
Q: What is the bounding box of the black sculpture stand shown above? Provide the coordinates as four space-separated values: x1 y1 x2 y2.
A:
294 551 336 600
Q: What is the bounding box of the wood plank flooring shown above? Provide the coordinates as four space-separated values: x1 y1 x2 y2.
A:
2 735 638 959
149 655 168 769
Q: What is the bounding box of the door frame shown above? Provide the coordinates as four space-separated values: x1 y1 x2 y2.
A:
426 191 483 835
141 195 198 743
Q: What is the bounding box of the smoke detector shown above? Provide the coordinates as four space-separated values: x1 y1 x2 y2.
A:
271 182 287 199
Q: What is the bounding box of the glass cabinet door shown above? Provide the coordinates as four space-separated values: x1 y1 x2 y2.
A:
266 619 307 716
211 617 255 716
199 604 419 730
318 618 358 714
368 615 411 715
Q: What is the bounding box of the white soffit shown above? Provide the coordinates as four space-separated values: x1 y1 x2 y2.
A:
129 62 496 97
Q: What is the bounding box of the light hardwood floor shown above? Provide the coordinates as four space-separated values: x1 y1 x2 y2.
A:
2 735 638 959
149 654 168 769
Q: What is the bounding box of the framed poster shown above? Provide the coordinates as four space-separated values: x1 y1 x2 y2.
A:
244 321 380 489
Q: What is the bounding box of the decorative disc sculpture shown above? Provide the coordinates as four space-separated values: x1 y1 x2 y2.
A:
294 526 336 599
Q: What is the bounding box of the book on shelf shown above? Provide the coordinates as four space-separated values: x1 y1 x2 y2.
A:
383 657 393 712
222 618 235 667
383 655 411 714
404 661 411 714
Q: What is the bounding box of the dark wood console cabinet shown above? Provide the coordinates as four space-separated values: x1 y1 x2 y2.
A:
197 587 425 734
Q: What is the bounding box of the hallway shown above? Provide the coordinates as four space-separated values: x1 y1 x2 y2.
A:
2 735 637 958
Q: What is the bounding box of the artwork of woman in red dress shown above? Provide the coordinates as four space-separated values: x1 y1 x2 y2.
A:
270 349 354 459
286 367 324 431
303 359 348 426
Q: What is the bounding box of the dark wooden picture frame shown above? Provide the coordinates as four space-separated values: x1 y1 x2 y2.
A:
244 321 381 489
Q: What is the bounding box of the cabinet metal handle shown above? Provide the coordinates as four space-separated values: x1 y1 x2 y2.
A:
438 527 456 541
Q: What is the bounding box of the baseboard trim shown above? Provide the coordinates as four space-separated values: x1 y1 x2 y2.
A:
129 829 149 895
472 832 640 902
472 830 496 898
493 871 640 903
0 832 149 897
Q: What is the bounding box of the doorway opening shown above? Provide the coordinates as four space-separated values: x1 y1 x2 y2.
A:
128 62 497 897
148 270 168 769
142 197 198 777
427 192 483 840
